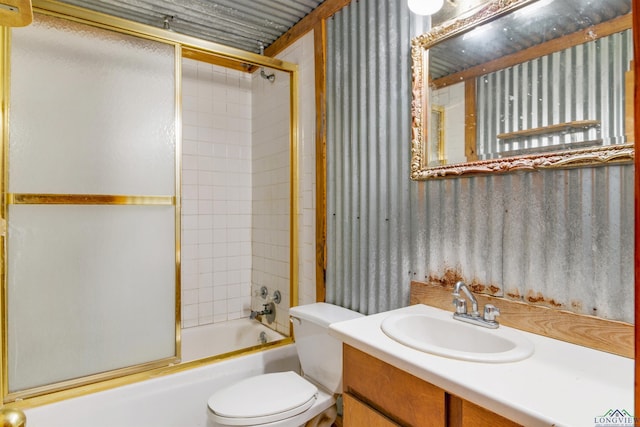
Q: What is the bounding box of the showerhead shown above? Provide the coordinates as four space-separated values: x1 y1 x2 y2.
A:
260 69 275 83
257 41 275 83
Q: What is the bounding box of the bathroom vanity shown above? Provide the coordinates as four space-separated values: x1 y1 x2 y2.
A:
329 304 634 426
343 344 517 426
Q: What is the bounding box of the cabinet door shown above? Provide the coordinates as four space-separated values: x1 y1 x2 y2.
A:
448 396 522 427
343 345 446 426
344 393 401 427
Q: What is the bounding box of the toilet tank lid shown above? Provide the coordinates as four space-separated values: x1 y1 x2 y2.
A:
289 303 364 328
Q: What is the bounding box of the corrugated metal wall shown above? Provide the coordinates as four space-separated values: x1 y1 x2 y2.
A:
325 0 415 314
409 166 634 323
477 30 633 158
325 0 634 323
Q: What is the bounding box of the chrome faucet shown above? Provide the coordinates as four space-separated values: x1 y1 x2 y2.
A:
453 280 479 316
452 281 500 329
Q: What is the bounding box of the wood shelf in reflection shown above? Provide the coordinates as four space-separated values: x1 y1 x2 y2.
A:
497 120 600 141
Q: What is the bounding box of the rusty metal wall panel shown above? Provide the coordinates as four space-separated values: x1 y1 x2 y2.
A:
326 1 634 323
410 166 634 323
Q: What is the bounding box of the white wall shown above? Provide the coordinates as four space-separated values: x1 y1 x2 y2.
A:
280 32 317 308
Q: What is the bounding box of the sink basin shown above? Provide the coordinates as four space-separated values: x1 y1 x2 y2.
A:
380 312 534 363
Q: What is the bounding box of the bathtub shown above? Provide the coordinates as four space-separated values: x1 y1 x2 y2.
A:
24 344 300 427
181 318 286 362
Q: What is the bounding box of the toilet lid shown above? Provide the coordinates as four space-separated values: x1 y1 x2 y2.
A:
208 371 318 426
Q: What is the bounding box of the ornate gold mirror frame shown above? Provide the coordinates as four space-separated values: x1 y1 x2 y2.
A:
410 0 635 180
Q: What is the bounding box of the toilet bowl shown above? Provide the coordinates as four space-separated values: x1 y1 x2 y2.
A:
207 371 334 427
207 303 363 427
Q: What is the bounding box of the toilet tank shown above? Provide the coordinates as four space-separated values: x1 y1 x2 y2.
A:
289 303 363 393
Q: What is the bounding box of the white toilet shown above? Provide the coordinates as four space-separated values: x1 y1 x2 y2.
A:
207 303 363 427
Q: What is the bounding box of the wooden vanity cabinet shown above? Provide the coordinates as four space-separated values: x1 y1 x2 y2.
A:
343 393 401 427
343 344 521 427
343 344 446 426
447 396 521 427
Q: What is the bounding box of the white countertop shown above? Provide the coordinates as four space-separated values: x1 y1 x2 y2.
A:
329 304 634 427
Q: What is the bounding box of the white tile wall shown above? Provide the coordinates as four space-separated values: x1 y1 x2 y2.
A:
182 58 252 328
182 32 317 333
251 65 291 335
250 32 317 334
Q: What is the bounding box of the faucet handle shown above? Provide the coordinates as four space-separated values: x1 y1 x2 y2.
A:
483 304 500 322
453 297 467 314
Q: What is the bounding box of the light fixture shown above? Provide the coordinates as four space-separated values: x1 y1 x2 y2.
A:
408 0 444 15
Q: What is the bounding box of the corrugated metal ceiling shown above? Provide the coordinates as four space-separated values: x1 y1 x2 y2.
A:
50 0 632 61
54 0 326 53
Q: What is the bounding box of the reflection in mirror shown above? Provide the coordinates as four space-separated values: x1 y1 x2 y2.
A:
431 0 488 26
428 105 446 165
411 0 635 179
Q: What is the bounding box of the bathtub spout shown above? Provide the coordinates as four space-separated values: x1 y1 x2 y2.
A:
250 304 271 320
250 302 275 324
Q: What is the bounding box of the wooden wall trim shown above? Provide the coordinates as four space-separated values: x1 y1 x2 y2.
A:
182 48 249 72
314 20 327 302
464 79 477 162
633 0 639 416
410 281 634 358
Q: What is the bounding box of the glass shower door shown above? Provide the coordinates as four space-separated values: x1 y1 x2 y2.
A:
3 13 179 400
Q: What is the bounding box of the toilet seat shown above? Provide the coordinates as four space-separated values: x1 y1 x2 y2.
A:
208 371 318 426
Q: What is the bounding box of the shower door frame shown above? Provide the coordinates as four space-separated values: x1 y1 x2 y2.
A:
0 0 299 408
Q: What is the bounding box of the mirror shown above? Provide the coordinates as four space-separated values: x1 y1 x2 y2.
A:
410 0 635 179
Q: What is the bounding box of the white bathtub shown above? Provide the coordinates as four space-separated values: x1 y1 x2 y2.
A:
181 318 286 362
24 344 300 427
